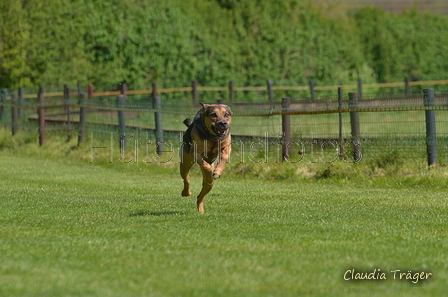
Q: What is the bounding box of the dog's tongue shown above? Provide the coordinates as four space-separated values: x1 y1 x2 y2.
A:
218 129 227 135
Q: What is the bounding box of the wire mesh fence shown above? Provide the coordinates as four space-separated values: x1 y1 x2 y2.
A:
1 87 447 166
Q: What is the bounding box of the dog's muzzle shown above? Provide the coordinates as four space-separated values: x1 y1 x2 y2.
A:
214 121 229 137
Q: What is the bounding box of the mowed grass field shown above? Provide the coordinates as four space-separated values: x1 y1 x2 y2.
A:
1 152 447 296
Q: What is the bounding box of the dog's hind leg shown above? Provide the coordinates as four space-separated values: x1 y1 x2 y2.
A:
180 148 194 197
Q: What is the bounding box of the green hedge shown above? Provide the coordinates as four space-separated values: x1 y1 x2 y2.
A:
1 0 447 91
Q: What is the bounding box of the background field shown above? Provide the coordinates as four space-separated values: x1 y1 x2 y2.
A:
1 143 447 296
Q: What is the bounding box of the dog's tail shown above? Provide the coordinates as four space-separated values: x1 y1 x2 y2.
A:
183 118 193 127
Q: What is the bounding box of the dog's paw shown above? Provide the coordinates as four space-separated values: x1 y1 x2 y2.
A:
182 189 192 197
213 171 222 180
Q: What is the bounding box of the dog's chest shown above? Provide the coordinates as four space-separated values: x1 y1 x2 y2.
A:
201 141 220 164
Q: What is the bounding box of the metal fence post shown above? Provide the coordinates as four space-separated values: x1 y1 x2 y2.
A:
424 88 438 166
281 97 291 161
349 92 361 162
37 87 45 146
153 96 164 156
117 95 126 151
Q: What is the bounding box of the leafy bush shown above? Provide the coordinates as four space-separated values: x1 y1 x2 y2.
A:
351 7 448 83
1 0 448 92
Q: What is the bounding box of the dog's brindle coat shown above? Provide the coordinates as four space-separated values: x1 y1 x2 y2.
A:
180 103 232 212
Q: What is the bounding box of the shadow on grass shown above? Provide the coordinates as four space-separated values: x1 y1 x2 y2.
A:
129 210 186 217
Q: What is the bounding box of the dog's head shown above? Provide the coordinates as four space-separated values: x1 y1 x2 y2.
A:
200 103 232 138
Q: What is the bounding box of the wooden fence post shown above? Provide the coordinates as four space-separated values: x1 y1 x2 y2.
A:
11 93 19 135
424 88 438 166
37 87 45 146
281 97 291 161
357 78 363 100
18 87 24 120
117 95 126 152
78 84 93 146
0 88 6 123
229 80 234 103
405 77 411 96
349 92 361 162
78 93 87 145
152 82 158 98
338 87 345 157
64 84 71 141
192 80 198 105
121 82 127 102
309 80 316 101
87 84 94 101
153 96 164 156
267 79 274 103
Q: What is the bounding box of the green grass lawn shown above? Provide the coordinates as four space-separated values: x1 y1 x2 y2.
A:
1 152 447 296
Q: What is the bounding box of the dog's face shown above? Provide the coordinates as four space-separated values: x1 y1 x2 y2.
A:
200 103 232 138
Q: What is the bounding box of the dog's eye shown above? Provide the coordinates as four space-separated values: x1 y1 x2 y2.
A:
224 113 230 117
210 113 217 118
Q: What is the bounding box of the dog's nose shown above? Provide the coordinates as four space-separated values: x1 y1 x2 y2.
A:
217 120 228 128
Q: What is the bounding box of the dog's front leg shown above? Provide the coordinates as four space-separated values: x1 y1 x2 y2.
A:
213 145 231 180
197 159 214 213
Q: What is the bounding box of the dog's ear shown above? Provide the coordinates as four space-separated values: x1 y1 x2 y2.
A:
226 106 233 116
199 103 209 116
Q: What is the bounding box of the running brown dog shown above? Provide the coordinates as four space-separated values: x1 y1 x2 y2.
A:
180 103 232 212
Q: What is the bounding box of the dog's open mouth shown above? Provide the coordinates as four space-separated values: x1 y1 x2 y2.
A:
214 127 228 136
217 128 228 136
